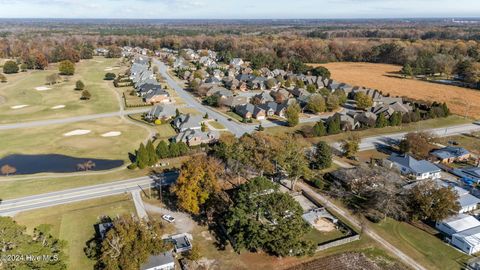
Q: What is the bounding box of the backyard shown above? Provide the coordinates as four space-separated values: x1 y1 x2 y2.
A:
0 56 123 123
14 195 135 270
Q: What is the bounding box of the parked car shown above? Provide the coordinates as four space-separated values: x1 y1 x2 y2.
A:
162 214 175 223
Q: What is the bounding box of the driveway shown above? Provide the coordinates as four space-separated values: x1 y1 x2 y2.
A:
143 202 195 233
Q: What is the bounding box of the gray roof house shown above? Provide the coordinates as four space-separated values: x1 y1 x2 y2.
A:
145 104 177 121
174 129 220 146
354 111 378 127
168 233 193 253
431 147 471 163
173 114 204 132
230 58 244 67
141 252 175 270
334 112 360 131
221 96 249 108
387 153 441 180
252 91 275 103
259 101 287 118
235 103 266 120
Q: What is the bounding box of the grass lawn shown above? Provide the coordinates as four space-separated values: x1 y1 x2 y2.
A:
0 57 124 123
155 124 177 139
208 120 226 130
14 194 135 270
304 228 347 245
0 168 151 199
370 218 471 270
225 111 245 122
265 115 471 143
437 132 480 155
0 117 149 161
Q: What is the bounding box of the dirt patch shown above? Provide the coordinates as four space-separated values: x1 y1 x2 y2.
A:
287 252 400 270
313 218 336 232
322 62 480 119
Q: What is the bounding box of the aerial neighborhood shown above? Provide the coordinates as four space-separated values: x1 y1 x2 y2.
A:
2 15 480 270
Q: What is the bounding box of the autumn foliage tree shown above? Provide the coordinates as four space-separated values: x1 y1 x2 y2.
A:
1 164 17 176
170 156 221 215
58 60 75 75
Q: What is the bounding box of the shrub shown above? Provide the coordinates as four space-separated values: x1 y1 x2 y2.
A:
75 80 85 90
20 63 28 72
365 209 384 223
58 60 75 75
127 163 137 170
0 73 6 83
154 119 162 125
80 90 91 100
3 61 19 74
104 72 116 80
313 178 324 189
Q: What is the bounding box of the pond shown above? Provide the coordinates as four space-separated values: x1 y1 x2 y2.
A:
0 154 124 175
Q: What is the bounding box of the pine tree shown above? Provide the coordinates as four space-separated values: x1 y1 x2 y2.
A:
441 102 450 117
177 142 189 156
169 142 180 157
313 121 326 137
327 115 341 135
376 113 388 128
313 141 332 169
156 141 170 159
136 143 148 169
146 140 157 166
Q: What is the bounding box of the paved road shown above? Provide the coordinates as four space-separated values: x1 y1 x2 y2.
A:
0 108 151 131
155 60 252 137
131 190 148 219
298 182 426 270
0 171 179 216
332 123 480 151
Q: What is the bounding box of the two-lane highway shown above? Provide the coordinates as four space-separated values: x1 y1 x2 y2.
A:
0 171 178 216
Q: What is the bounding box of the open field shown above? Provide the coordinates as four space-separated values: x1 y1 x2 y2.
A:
370 218 471 270
0 117 149 161
14 194 135 270
0 57 123 123
321 62 480 119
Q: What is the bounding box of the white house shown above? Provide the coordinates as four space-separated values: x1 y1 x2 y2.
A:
436 214 480 236
438 181 480 213
452 226 480 255
140 252 175 270
386 153 441 180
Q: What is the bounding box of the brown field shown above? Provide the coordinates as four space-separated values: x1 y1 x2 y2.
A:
320 62 480 119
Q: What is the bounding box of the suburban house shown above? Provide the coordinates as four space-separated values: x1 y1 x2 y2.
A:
94 222 113 240
230 58 244 68
220 96 249 108
168 233 193 253
431 146 471 164
452 226 480 255
452 167 480 185
173 114 204 132
235 103 266 120
252 91 275 103
174 129 220 146
145 104 177 122
140 252 175 270
436 213 480 236
143 88 171 104
334 112 360 131
386 153 441 180
436 180 480 213
258 102 287 118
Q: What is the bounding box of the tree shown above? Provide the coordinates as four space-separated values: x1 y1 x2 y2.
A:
170 156 221 214
333 89 347 105
34 52 49 69
20 63 27 72
156 140 170 159
305 94 326 114
1 164 16 176
177 141 189 156
104 72 116 80
327 115 341 135
398 132 435 158
306 84 317 93
80 90 91 100
0 217 67 270
204 95 219 107
389 112 402 126
146 140 158 166
401 63 414 78
226 177 315 257
312 141 332 170
355 92 373 110
186 245 201 261
169 142 180 157
313 121 326 137
409 180 460 222
3 60 18 74
46 73 60 85
95 215 171 269
0 73 6 83
75 80 85 90
285 102 301 127
106 46 122 58
326 94 340 111
276 135 311 190
311 66 331 79
266 78 277 89
375 113 388 128
136 143 148 169
58 60 75 75
341 133 360 158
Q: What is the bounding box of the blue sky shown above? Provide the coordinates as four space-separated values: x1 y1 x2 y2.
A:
0 0 479 19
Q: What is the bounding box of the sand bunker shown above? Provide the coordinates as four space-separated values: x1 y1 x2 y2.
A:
35 86 51 91
101 131 121 137
104 67 120 71
51 105 66 110
63 129 91 137
11 105 29 109
313 218 336 232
